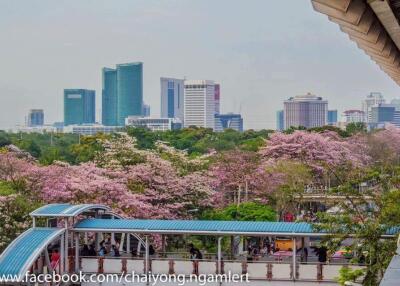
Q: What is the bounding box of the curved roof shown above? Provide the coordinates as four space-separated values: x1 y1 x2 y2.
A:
74 219 318 236
30 203 110 218
0 228 65 279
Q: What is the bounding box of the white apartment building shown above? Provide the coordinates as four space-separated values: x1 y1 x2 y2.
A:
63 124 121 135
284 93 328 129
125 117 182 131
342 110 366 123
184 80 215 129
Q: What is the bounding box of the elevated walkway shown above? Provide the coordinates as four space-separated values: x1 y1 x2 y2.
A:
0 227 64 279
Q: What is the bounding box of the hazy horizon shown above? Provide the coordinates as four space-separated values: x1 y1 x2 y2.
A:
1 0 399 130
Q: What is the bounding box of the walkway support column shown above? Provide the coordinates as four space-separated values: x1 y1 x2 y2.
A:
127 234 130 254
292 237 297 281
145 235 149 275
64 218 68 273
60 233 65 274
75 233 80 273
217 237 223 274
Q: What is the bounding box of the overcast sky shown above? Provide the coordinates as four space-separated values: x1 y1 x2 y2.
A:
1 0 399 130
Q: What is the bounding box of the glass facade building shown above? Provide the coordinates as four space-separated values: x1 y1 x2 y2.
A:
160 77 184 123
117 63 143 126
102 62 143 126
102 68 118 126
327 110 338 125
276 110 284 131
214 113 243 132
64 89 95 126
28 109 44 127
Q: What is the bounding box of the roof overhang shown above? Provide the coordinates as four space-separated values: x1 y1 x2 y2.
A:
312 0 400 85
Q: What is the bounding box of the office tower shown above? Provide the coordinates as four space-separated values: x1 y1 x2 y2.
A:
283 93 328 129
369 104 400 128
102 68 118 126
214 84 220 115
64 89 95 126
160 77 184 122
342 110 366 123
362 92 385 122
27 109 44 127
102 62 143 126
184 80 215 129
214 113 243 132
276 110 284 131
184 80 216 129
142 103 151 117
327 110 338 126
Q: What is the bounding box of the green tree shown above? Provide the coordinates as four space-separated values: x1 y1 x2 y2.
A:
316 167 400 286
346 122 367 135
202 202 276 222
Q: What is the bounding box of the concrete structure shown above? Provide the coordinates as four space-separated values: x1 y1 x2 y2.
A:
283 93 328 129
184 80 216 129
63 124 121 135
362 92 385 122
102 63 143 126
327 109 338 125
342 109 366 123
312 0 400 86
160 77 184 122
27 109 44 127
214 113 243 132
276 110 284 131
214 83 220 115
125 117 182 131
142 103 151 117
64 89 95 126
15 125 57 134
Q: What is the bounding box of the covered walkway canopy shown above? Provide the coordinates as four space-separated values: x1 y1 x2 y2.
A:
0 228 65 277
30 203 110 218
74 218 399 237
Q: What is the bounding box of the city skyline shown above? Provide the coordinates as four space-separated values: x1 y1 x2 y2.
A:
1 0 400 131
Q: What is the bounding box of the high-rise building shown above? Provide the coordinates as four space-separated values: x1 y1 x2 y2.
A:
64 89 95 126
102 68 118 126
362 92 385 123
27 109 44 127
142 103 151 117
214 84 220 115
160 78 184 122
102 62 143 126
276 110 284 131
283 93 328 129
327 110 338 126
184 80 216 129
342 110 365 123
369 104 400 128
214 113 243 132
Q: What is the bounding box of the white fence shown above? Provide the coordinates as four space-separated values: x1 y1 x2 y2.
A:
80 257 366 282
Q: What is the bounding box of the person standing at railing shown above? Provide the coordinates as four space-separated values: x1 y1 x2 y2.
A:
188 243 202 275
50 249 60 270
